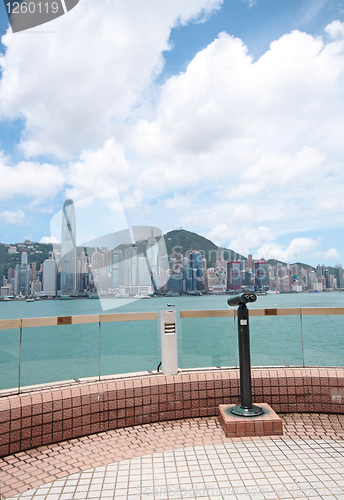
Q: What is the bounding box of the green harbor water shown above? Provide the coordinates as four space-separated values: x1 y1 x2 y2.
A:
0 292 343 392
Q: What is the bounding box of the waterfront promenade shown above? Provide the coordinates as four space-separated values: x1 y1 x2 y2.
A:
1 298 344 498
1 412 344 499
1 365 344 499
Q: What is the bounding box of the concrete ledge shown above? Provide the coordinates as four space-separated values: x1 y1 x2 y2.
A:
0 366 343 457
219 403 283 437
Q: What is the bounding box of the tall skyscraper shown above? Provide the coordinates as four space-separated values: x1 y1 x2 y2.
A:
146 230 159 291
227 261 241 290
112 250 123 288
0 244 4 288
123 246 138 288
247 254 253 271
255 261 270 289
43 259 57 295
334 264 344 288
14 263 30 296
61 199 76 295
21 252 28 265
189 251 204 291
31 262 37 280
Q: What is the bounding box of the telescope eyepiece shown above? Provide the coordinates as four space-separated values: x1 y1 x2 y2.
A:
227 293 257 307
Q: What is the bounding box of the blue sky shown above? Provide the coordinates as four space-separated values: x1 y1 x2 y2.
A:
0 0 344 267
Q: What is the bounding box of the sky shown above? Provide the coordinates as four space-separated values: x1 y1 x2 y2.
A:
0 0 344 268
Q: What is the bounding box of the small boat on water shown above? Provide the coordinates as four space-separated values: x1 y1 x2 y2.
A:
26 297 35 302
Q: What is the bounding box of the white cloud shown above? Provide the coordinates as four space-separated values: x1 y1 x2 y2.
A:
65 139 130 201
0 153 65 201
254 237 321 263
207 226 325 264
325 20 344 40
163 194 193 210
207 224 236 246
0 0 222 159
129 24 344 243
40 236 60 244
0 209 25 224
311 248 341 260
228 226 275 257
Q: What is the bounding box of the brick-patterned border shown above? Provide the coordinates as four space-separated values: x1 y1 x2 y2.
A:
0 367 343 457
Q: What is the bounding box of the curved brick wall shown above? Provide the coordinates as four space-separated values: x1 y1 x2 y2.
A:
0 367 343 457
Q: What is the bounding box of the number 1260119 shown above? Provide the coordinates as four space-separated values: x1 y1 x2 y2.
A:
5 2 60 14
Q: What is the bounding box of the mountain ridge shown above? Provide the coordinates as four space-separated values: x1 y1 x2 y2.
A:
164 229 316 271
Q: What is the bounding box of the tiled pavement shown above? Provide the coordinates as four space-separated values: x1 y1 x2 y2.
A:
1 413 344 499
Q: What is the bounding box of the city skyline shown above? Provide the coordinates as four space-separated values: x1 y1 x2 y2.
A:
1 226 344 270
1 228 343 301
0 0 344 268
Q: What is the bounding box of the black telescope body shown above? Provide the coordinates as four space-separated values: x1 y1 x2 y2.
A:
228 293 264 417
227 293 257 307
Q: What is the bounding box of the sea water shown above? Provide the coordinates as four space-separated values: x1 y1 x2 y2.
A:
0 292 343 392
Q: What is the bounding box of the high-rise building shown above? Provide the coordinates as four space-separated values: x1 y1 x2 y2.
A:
21 252 28 265
61 199 76 295
15 263 30 296
146 230 159 291
241 270 250 286
182 256 192 292
255 261 270 289
334 264 344 288
189 251 204 291
8 267 14 281
247 254 253 271
158 255 169 293
138 256 151 287
0 243 4 288
31 262 37 280
112 250 123 288
123 246 138 288
43 259 57 295
227 261 241 290
316 265 326 278
204 269 218 292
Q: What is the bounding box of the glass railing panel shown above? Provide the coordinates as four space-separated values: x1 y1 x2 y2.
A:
20 323 99 388
301 314 344 367
249 315 304 367
0 328 20 392
179 317 237 369
100 320 159 376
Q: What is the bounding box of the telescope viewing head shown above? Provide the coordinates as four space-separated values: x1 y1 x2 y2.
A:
227 293 257 307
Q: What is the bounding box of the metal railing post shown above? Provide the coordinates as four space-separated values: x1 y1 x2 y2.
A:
300 309 305 368
234 314 238 369
18 325 22 394
98 321 101 381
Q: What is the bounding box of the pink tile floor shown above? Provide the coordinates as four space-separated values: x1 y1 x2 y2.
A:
1 413 344 499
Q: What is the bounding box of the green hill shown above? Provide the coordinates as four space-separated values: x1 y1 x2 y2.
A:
164 229 245 268
4 243 53 275
267 260 316 272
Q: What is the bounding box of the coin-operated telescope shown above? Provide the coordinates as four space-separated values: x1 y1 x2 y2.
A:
227 293 257 307
227 293 264 417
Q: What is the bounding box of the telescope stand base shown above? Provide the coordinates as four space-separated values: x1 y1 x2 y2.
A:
218 403 283 438
230 404 264 417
